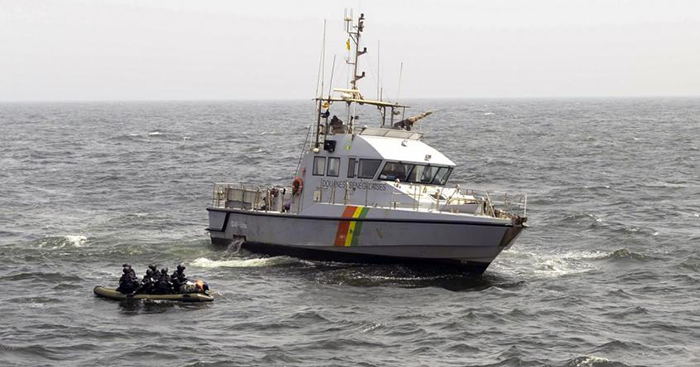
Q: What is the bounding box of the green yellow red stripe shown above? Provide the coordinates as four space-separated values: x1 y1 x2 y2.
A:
349 207 370 247
333 206 357 246
334 206 370 247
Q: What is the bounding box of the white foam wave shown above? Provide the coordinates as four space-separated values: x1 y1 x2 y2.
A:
190 256 299 268
499 249 602 278
571 356 610 367
38 235 88 249
64 235 87 247
148 131 163 136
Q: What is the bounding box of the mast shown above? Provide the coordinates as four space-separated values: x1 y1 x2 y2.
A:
345 12 366 91
311 11 409 144
344 10 367 130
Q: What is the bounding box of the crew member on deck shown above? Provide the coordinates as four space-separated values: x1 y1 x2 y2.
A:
329 115 344 134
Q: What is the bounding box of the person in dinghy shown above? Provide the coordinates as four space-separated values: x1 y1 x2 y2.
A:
116 263 210 296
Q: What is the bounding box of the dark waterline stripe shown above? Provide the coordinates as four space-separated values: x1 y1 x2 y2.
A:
206 207 514 228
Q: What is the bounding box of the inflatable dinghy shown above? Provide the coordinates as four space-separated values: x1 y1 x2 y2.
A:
93 286 214 302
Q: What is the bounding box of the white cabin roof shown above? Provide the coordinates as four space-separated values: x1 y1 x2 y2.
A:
337 134 455 166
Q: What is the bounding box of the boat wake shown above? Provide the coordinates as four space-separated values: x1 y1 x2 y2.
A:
190 256 301 268
497 246 655 279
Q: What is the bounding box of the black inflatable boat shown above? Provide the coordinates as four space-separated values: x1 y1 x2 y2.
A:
93 286 214 302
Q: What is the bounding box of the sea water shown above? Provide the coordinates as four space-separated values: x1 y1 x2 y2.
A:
0 99 698 366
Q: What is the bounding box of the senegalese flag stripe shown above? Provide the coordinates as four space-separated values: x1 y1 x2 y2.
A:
333 206 370 247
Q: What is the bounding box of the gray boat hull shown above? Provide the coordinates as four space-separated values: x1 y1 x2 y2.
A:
207 207 524 273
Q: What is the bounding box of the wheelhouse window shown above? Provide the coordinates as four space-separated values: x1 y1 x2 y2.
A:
327 157 340 177
358 159 382 179
433 167 453 185
407 165 440 184
313 156 326 176
379 162 414 182
377 161 453 185
347 158 356 178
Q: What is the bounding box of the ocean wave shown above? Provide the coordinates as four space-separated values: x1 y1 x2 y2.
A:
601 306 648 319
2 271 82 283
445 342 481 353
591 339 646 354
189 256 300 268
36 235 87 249
596 248 649 261
677 256 700 272
498 245 659 278
604 289 634 299
560 212 603 226
501 249 600 278
563 356 628 367
5 296 63 304
108 133 144 142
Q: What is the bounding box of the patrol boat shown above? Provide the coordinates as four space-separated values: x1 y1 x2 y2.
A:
207 12 528 273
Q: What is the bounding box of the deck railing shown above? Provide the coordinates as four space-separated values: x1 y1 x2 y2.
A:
211 183 292 212
211 182 527 219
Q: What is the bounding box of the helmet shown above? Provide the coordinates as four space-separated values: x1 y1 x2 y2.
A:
146 269 153 276
177 263 186 272
161 268 168 274
148 264 157 271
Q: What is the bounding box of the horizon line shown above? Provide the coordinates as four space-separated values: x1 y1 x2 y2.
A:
1 95 699 103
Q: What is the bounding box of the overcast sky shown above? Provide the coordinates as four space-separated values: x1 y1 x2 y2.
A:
1 0 699 101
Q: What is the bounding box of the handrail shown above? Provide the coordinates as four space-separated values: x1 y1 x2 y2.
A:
210 182 528 219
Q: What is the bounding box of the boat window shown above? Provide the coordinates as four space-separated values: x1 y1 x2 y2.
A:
432 167 453 185
358 159 382 179
379 162 414 182
347 158 356 178
407 165 440 184
313 156 326 176
327 157 340 177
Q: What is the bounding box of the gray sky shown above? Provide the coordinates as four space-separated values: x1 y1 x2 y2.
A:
1 0 699 101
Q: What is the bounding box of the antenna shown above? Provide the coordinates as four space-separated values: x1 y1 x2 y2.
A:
318 20 327 99
397 62 404 101
328 55 337 99
377 40 380 101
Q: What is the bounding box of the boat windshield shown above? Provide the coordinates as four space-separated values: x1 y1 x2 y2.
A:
379 162 452 185
433 166 452 185
407 165 440 184
378 162 413 182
